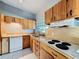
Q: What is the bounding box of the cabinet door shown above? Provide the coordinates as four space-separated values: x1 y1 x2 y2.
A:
53 4 59 21
0 14 1 54
60 0 66 20
15 18 21 23
66 0 73 18
40 47 54 59
57 2 62 21
15 18 23 25
28 20 35 29
23 19 29 29
2 38 9 54
32 20 36 29
33 39 40 59
45 8 53 24
0 39 2 54
4 16 15 23
28 20 33 29
57 0 66 20
23 35 30 49
33 39 36 54
56 53 68 59
0 14 4 22
30 36 33 51
35 40 40 58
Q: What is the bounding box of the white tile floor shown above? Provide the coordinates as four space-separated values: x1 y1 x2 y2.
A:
0 48 37 59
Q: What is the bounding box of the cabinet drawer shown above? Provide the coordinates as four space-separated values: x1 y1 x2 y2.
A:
40 43 68 59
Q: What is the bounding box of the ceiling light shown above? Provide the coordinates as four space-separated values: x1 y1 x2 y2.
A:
19 0 23 3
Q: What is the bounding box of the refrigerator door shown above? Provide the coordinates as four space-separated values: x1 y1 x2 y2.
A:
10 37 22 52
2 38 9 54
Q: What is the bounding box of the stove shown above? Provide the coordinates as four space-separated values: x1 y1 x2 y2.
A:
48 40 71 50
62 42 71 46
48 40 60 44
56 44 69 50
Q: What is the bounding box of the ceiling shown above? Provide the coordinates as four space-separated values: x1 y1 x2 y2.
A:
1 0 59 14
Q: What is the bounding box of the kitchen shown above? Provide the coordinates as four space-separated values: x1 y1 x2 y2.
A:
0 0 79 59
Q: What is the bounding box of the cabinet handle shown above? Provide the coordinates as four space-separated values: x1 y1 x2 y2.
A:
66 13 68 17
66 0 68 2
54 16 56 21
70 10 72 16
51 52 57 57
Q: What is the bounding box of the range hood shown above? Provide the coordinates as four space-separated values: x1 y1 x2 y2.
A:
50 18 79 28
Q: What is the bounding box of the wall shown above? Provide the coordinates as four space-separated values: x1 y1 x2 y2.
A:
45 27 79 45
36 0 61 32
0 1 36 20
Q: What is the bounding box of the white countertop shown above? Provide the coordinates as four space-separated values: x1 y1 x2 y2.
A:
31 35 79 59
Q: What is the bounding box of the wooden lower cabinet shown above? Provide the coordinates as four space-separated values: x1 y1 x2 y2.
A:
33 39 40 59
30 36 33 51
2 37 9 54
0 39 2 54
23 35 30 49
40 47 54 59
32 40 68 59
40 43 68 59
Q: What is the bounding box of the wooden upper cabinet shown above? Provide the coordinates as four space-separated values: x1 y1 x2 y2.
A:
73 0 79 17
45 8 53 25
60 0 66 20
15 18 21 23
4 16 15 23
0 14 35 29
32 20 36 29
15 18 24 29
28 20 33 29
53 3 60 21
23 19 29 29
53 0 66 21
0 14 4 22
28 20 36 29
45 0 79 23
66 0 74 18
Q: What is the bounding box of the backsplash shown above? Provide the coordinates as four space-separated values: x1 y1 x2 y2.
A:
35 14 46 33
45 28 79 45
